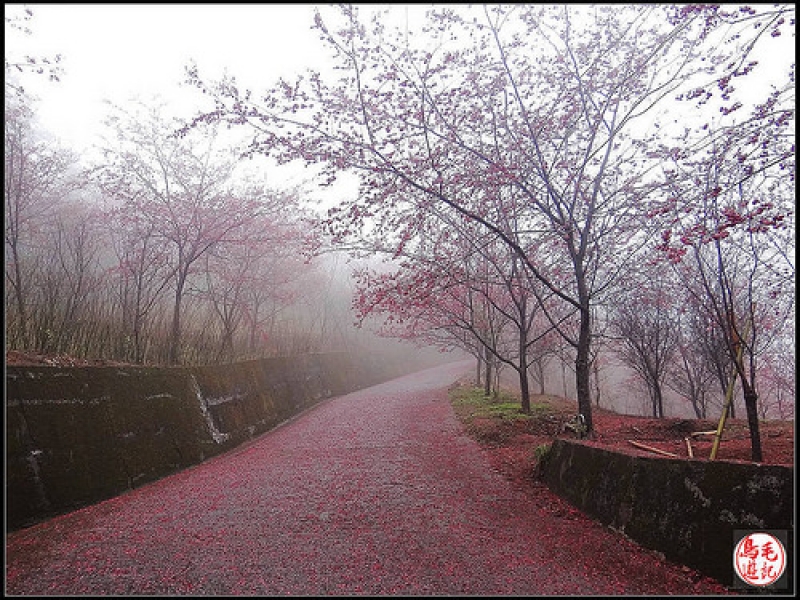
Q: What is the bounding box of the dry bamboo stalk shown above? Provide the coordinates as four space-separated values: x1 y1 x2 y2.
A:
690 430 718 437
627 439 680 458
685 437 694 458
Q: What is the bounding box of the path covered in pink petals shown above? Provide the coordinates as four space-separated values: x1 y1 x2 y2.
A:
5 361 730 596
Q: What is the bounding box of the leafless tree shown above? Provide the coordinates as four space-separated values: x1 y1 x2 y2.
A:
610 277 679 419
96 99 267 364
4 93 83 349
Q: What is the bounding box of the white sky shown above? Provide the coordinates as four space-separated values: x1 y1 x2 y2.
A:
5 3 794 181
5 4 330 150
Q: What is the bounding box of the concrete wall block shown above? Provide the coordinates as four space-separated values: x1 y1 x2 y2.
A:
5 352 374 531
539 438 794 586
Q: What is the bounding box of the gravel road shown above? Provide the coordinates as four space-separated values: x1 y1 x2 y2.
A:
5 360 731 596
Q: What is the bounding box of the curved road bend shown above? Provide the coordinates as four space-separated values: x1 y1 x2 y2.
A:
6 360 729 596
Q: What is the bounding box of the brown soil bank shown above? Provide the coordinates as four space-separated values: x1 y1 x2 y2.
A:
451 385 794 593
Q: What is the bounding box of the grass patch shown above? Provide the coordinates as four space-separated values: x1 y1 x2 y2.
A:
534 443 551 460
450 384 530 421
449 382 573 446
449 383 557 421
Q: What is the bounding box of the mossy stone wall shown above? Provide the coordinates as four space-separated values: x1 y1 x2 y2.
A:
539 438 794 588
6 352 387 531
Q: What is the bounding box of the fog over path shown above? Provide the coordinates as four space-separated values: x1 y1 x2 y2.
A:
5 360 728 595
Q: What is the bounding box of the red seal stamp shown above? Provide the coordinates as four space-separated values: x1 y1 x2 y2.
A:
733 531 786 587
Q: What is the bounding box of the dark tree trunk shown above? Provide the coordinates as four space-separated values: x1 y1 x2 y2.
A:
10 245 30 348
484 348 492 397
575 305 593 433
741 381 763 462
518 367 531 414
654 383 665 418
533 360 545 394
168 283 183 366
133 313 145 364
592 360 599 406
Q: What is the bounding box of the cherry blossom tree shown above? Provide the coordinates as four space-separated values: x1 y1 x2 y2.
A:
4 5 62 98
40 201 104 354
4 91 83 349
651 119 794 459
352 214 570 412
648 5 795 452
667 307 721 420
183 4 793 433
756 333 795 420
195 186 315 361
609 269 679 418
354 256 505 396
104 203 173 363
96 99 271 364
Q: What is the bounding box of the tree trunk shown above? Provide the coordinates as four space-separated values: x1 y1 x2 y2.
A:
518 367 531 414
575 305 593 433
10 243 30 348
168 282 184 365
534 360 545 394
592 359 601 407
484 349 492 397
655 383 665 418
741 380 763 462
717 371 737 419
133 307 146 364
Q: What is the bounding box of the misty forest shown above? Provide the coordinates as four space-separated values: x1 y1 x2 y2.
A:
5 6 795 456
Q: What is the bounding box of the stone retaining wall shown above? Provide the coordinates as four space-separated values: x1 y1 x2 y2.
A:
539 438 794 588
6 352 392 531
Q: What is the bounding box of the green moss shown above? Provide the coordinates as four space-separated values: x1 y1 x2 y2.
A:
534 443 551 461
453 383 564 417
450 385 531 420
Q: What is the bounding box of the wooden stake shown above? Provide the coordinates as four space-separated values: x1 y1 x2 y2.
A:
627 440 679 458
685 437 694 458
711 317 750 460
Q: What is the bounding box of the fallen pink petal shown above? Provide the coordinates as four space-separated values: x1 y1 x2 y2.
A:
5 361 734 596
